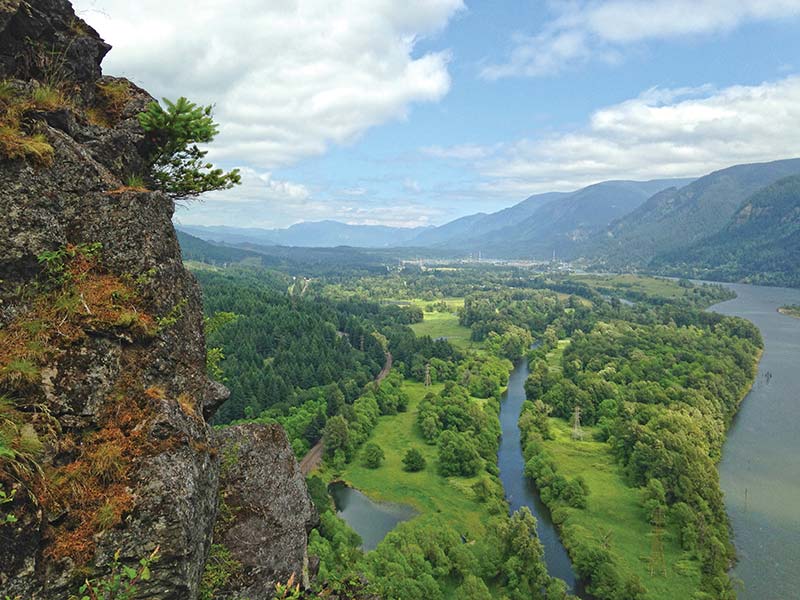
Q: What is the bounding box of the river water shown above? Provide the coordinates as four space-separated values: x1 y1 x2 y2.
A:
497 357 589 596
495 282 800 599
709 283 800 600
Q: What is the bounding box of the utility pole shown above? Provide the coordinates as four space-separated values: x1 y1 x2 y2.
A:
649 506 667 576
571 405 583 440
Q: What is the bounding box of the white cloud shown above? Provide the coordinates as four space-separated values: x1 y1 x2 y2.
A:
482 0 800 79
75 0 463 167
443 76 800 195
174 168 440 228
421 143 496 160
403 178 422 193
340 187 368 197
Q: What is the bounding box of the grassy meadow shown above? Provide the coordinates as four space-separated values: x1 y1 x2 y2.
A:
542 418 701 600
330 380 493 537
406 297 485 350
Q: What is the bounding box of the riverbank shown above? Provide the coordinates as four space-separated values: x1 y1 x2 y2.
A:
538 419 699 600
520 311 762 599
777 304 800 318
323 380 499 536
710 283 800 599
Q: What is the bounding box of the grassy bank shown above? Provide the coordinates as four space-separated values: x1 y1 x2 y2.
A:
324 380 493 536
541 419 700 600
778 304 800 319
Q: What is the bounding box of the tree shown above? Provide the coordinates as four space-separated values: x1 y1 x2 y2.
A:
402 448 426 472
138 97 241 199
323 415 350 459
457 574 493 600
362 442 385 469
438 430 482 477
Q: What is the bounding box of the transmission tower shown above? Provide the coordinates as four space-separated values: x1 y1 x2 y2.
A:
424 363 431 387
648 504 667 576
571 405 583 440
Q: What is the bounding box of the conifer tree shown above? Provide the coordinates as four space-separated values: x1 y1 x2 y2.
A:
138 97 241 199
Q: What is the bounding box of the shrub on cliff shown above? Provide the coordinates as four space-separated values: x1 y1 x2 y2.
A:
138 97 240 200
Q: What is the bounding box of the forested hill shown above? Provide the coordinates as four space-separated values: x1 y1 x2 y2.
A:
651 175 800 287
177 229 390 277
582 158 800 268
403 190 566 247
403 178 689 256
462 178 692 259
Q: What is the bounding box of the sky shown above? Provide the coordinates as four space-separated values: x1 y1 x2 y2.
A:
73 0 800 229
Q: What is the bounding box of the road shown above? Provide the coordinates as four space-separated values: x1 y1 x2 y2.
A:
299 351 392 476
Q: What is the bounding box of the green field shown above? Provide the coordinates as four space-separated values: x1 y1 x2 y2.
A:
546 339 570 373
572 273 695 300
330 381 492 537
543 419 700 599
407 298 484 350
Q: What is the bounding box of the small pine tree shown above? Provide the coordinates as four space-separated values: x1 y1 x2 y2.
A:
138 97 240 200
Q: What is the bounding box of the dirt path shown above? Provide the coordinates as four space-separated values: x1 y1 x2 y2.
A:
299 351 392 476
375 351 393 383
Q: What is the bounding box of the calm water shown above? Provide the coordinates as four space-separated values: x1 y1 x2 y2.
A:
497 357 589 596
328 481 417 551
709 283 800 600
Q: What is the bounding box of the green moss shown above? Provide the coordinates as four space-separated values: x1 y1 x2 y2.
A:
199 543 242 600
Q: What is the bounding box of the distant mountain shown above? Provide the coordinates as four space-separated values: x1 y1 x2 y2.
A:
651 175 800 287
176 220 429 248
176 230 391 276
407 179 688 258
583 158 800 268
404 191 565 247
469 179 692 258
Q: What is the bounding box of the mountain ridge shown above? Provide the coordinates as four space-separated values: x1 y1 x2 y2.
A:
583 158 800 268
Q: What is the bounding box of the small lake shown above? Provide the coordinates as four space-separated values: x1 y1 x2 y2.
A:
497 356 590 597
328 481 417 551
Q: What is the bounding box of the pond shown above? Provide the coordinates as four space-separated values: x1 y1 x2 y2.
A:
328 481 417 551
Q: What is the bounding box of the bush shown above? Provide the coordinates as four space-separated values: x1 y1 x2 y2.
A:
402 448 426 472
362 442 385 469
437 430 481 477
138 97 240 200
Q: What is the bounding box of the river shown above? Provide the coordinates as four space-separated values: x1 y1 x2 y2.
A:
331 282 799 596
496 282 800 599
497 356 589 597
709 283 800 600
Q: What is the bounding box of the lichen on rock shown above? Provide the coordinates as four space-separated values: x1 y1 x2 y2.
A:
207 424 318 600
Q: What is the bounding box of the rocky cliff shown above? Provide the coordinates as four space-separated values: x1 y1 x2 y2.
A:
0 1 314 598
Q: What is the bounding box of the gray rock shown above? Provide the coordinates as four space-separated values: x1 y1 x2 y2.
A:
0 2 316 599
214 424 318 599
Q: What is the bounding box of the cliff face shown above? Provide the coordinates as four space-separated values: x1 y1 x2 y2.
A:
0 1 314 598
214 425 318 598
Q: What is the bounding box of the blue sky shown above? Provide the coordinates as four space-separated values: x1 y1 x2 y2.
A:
76 1 800 228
